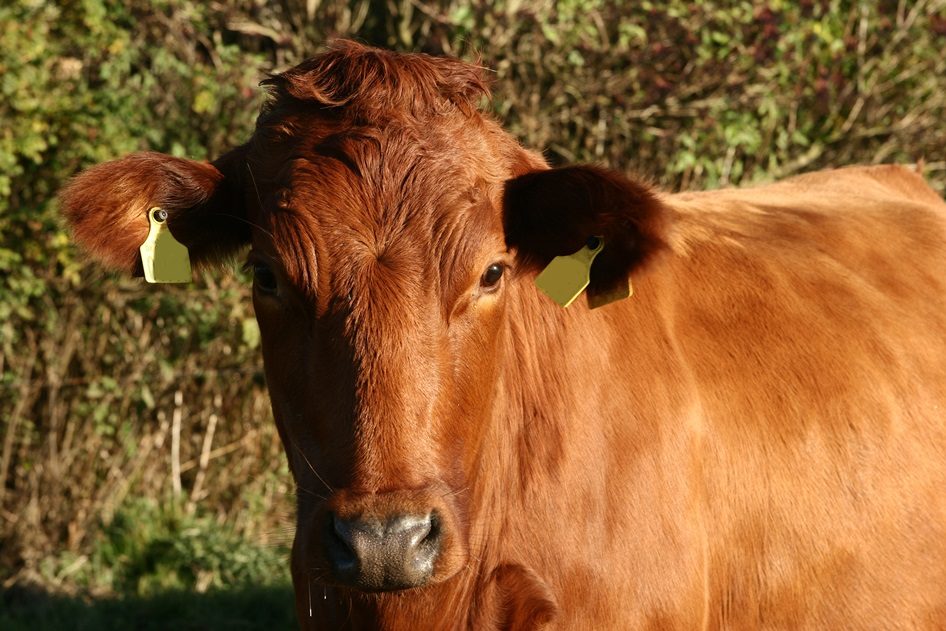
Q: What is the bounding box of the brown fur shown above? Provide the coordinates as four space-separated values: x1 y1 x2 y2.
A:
260 39 490 121
59 149 250 273
60 41 946 629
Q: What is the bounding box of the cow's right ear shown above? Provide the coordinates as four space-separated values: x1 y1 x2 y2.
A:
59 148 250 275
502 165 670 299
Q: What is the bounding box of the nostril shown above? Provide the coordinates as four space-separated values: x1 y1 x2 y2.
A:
398 513 433 548
417 513 440 548
332 514 351 544
327 514 358 574
405 513 441 577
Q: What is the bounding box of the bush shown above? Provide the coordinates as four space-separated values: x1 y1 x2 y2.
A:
1 0 285 591
2 0 944 599
42 498 288 595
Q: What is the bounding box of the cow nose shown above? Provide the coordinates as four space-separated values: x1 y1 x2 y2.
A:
326 512 441 591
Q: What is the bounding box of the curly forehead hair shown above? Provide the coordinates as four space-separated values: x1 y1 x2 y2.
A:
259 40 492 123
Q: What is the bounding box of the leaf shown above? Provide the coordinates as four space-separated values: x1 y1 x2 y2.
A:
242 318 260 349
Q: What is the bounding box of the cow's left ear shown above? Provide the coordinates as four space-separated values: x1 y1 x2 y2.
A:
59 146 251 276
502 165 670 298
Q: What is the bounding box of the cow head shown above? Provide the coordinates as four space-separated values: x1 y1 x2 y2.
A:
60 41 668 614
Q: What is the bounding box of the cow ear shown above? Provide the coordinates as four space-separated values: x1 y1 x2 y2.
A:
59 148 250 275
502 165 670 299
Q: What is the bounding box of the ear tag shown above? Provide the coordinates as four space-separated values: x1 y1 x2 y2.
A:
139 207 191 284
534 236 604 308
588 278 633 310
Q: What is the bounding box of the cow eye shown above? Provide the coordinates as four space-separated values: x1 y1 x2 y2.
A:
253 262 278 295
480 263 504 290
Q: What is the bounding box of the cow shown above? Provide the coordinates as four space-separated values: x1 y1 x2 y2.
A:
60 41 946 629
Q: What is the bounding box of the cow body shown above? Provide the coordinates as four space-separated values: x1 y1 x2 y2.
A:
59 42 946 629
331 165 946 630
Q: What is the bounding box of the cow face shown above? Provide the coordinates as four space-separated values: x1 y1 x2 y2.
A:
59 42 667 608
246 123 518 594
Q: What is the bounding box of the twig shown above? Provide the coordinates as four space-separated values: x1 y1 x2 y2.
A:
188 402 220 512
179 428 260 474
171 390 183 498
0 332 38 507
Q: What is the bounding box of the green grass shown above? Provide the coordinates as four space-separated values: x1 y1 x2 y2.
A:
0 583 296 631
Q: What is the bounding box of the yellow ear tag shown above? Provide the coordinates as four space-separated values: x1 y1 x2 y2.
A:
534 236 604 308
587 277 633 310
139 207 191 284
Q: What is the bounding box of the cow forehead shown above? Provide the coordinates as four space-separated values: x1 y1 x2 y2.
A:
248 123 507 306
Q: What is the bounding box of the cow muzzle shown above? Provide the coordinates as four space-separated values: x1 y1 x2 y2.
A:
325 511 443 591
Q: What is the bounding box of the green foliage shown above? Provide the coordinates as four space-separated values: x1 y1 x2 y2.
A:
457 0 946 190
0 0 264 344
41 498 289 595
1 0 945 617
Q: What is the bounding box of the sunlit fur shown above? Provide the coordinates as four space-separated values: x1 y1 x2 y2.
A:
61 41 946 629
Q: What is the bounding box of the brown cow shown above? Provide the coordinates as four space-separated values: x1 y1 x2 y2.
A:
60 41 946 629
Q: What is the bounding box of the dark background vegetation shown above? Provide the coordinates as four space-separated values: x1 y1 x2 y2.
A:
2 0 945 627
